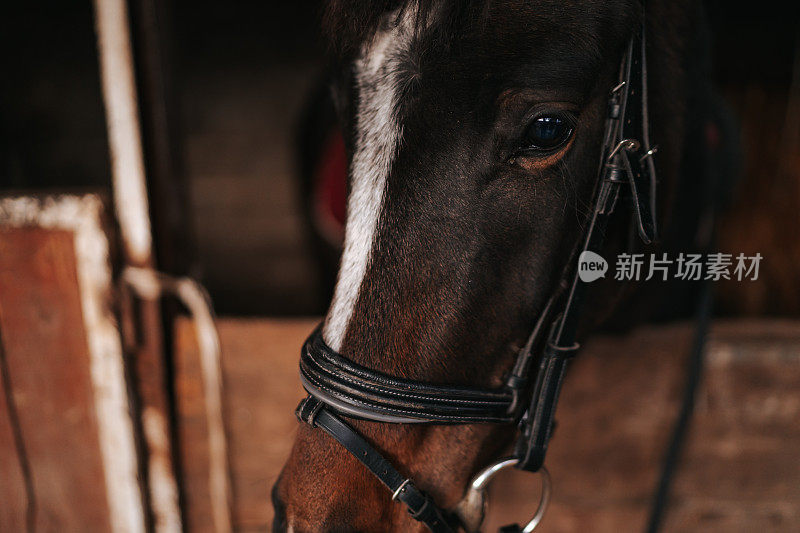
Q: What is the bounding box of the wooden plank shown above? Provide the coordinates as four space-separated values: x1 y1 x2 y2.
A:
222 320 309 531
174 318 215 532
175 318 310 531
125 268 233 533
0 332 29 531
175 318 800 532
0 194 146 533
664 321 800 532
0 228 113 531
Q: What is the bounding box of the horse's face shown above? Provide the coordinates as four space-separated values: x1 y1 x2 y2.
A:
276 1 641 530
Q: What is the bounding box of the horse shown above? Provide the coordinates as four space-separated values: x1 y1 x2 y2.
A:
274 0 730 530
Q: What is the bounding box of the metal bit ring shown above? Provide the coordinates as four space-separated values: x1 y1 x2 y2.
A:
455 457 551 533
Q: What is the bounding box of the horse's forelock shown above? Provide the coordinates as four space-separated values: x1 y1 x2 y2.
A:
322 0 471 57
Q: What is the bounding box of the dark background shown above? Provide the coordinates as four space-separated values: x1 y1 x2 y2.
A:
1 1 798 316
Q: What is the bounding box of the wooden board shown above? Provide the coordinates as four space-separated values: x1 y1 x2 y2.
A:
0 328 29 531
0 228 113 531
175 318 800 532
0 194 145 533
175 318 308 532
665 321 800 531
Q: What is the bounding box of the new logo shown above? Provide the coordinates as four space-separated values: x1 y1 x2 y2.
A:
578 251 608 282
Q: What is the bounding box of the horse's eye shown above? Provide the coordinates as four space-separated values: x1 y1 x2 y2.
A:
521 113 574 152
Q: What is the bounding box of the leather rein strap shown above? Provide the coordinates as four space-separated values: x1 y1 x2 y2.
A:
295 15 657 533
297 396 456 532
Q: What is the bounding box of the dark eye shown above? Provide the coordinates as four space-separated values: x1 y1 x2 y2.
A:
521 113 574 153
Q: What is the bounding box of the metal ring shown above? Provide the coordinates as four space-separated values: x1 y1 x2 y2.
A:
456 457 551 532
521 467 551 533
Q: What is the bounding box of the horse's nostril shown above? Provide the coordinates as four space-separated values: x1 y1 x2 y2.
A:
271 484 288 532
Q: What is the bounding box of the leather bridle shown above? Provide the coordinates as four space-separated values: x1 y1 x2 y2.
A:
295 12 660 533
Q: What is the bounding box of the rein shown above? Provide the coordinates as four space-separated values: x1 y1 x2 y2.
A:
295 11 666 533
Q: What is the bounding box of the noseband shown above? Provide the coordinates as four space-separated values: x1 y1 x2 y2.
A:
295 12 658 533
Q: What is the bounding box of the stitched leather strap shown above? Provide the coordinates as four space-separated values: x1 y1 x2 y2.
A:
513 13 657 473
296 397 455 532
300 326 516 424
513 342 577 470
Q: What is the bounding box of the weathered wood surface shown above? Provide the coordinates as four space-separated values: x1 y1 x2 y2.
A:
176 319 307 532
175 318 800 532
665 322 800 531
0 322 29 531
94 0 184 525
0 194 146 533
0 228 113 531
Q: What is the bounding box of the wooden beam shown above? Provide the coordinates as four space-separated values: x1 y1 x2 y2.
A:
92 0 183 528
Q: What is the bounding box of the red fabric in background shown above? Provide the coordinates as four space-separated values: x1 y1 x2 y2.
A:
313 131 347 241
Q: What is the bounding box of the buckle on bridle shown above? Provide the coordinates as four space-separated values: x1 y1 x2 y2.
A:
392 478 412 501
607 138 641 162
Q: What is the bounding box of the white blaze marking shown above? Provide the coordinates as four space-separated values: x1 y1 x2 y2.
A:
323 9 418 351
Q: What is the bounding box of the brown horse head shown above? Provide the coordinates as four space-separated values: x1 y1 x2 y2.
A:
275 0 707 530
